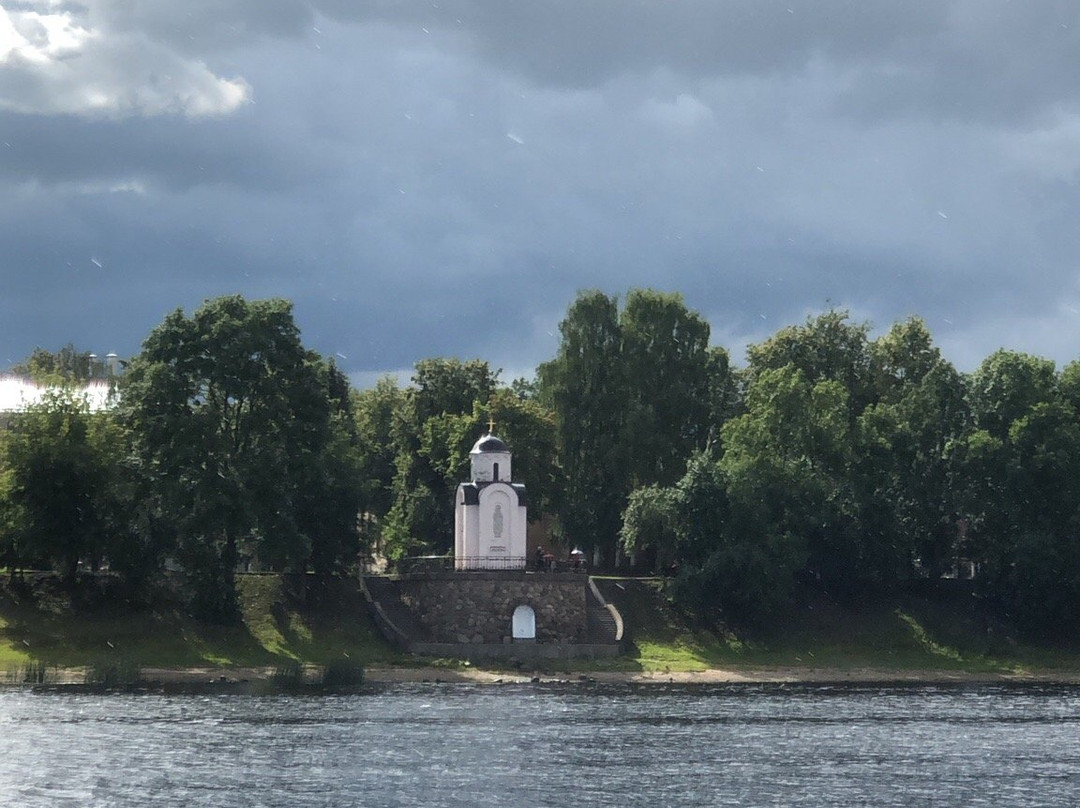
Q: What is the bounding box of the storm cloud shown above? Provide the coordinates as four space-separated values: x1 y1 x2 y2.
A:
2 0 1080 380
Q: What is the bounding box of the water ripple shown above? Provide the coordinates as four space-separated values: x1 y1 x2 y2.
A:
0 684 1078 806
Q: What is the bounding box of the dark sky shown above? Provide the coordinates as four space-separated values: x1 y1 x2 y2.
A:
3 1 1080 385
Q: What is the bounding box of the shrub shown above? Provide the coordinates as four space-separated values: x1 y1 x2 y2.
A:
84 659 142 687
22 659 51 684
270 659 306 689
321 658 365 688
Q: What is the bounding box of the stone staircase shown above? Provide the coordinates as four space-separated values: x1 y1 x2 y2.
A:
585 579 624 645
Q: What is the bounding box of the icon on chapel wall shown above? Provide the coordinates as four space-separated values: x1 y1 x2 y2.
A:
493 504 504 538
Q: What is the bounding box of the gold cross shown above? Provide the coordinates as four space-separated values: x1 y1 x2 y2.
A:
488 415 496 433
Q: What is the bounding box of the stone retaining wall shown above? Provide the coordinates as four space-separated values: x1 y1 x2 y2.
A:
410 642 620 662
397 571 588 645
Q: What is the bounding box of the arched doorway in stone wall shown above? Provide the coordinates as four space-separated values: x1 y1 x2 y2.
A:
511 604 536 640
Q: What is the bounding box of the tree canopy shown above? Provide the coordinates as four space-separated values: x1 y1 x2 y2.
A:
119 296 360 618
6 290 1080 639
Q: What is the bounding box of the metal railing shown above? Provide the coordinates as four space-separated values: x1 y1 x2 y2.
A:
454 555 529 571
392 555 588 574
394 555 524 574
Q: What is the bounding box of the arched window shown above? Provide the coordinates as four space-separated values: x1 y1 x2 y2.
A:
512 604 536 640
493 462 500 481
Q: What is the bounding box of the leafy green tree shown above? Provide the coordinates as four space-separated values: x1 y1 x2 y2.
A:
622 447 802 624
412 358 498 423
299 362 365 577
620 484 679 568
537 290 628 563
383 359 499 557
869 317 945 404
967 350 1057 441
620 289 713 487
720 365 855 594
10 344 102 382
705 346 741 445
745 309 872 420
0 389 111 586
353 376 408 549
670 451 733 567
622 451 728 571
509 375 539 400
482 388 563 520
991 402 1080 630
1008 402 1080 533
952 350 1059 594
98 426 172 598
857 340 970 580
1058 359 1080 414
1010 528 1080 638
948 427 1010 568
538 289 719 564
120 296 351 620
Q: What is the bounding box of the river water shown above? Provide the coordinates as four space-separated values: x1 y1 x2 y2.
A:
1 682 1078 806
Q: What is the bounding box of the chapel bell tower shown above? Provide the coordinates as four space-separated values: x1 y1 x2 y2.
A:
454 430 528 569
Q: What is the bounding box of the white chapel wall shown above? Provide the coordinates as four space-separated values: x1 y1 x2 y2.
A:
471 450 511 482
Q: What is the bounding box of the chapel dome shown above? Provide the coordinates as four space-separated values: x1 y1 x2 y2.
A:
471 434 509 453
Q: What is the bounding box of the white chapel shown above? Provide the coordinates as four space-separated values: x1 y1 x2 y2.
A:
454 431 528 569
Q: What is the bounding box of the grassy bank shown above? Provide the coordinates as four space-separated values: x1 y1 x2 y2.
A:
593 578 1080 677
0 573 399 680
3 572 1079 682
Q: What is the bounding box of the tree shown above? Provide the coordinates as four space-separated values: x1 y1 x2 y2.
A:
993 402 1080 631
383 358 499 557
967 350 1056 441
1057 359 1080 414
620 484 679 569
953 350 1059 595
670 451 732 567
10 344 102 383
1007 402 1080 535
120 296 351 620
537 288 719 564
869 317 945 404
746 309 873 420
720 365 855 594
856 336 970 580
412 358 498 423
621 451 728 572
620 289 713 487
705 346 741 446
296 362 365 577
621 446 802 624
537 290 627 563
353 376 408 550
1010 528 1080 638
0 389 112 587
481 388 563 521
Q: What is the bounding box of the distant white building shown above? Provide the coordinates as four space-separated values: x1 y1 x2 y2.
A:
0 375 115 414
454 432 528 570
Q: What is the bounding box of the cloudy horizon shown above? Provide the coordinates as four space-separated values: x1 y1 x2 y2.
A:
3 1 1080 385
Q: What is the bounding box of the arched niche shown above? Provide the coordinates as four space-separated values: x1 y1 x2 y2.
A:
511 604 536 640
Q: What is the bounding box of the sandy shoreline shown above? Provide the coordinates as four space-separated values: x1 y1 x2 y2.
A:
360 666 1080 685
149 664 1080 686
10 664 1080 687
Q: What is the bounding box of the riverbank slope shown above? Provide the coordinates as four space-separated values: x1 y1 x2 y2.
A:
2 573 1079 685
